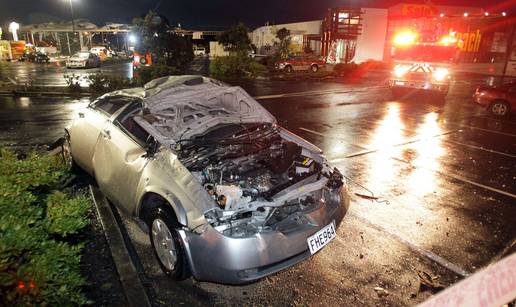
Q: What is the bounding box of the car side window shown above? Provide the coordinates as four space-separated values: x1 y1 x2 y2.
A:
115 102 150 147
91 96 131 116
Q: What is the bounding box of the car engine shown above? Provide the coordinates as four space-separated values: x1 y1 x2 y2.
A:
177 123 338 237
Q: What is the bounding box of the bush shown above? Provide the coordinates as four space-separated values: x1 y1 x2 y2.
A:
210 53 267 80
134 65 181 85
0 149 91 306
333 63 359 76
64 74 82 92
87 73 135 93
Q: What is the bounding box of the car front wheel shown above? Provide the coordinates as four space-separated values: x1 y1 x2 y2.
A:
148 207 190 280
284 65 293 73
311 64 319 72
490 100 510 117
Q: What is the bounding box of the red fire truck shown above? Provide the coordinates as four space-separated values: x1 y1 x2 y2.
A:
389 30 459 97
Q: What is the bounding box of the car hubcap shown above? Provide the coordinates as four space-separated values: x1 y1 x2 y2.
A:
492 104 507 115
151 219 177 271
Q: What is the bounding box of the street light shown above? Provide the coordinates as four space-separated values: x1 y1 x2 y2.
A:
9 22 19 41
128 34 137 44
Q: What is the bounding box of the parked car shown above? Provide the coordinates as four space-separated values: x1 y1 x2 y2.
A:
62 75 350 284
275 55 326 73
193 47 206 56
473 83 516 117
133 52 153 68
19 52 50 63
33 52 50 63
90 46 114 57
66 52 101 69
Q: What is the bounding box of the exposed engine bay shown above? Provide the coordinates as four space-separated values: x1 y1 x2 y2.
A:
177 123 343 238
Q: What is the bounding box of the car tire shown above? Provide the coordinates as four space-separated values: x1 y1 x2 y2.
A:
285 65 293 73
61 131 80 172
140 57 148 65
490 100 510 117
311 64 319 72
148 207 190 281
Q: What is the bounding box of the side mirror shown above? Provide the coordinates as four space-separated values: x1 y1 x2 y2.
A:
144 136 159 158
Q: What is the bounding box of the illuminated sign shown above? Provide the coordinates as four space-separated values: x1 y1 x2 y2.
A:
401 4 439 18
455 29 481 52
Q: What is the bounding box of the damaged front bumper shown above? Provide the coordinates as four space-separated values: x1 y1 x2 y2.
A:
179 185 350 284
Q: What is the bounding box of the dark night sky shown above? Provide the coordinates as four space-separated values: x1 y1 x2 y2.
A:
0 0 513 30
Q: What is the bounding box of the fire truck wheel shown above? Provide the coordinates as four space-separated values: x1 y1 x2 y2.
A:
311 64 319 72
490 100 510 117
284 65 293 73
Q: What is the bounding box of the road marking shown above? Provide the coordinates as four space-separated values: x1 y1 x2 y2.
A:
446 140 516 159
357 117 516 159
298 127 516 201
253 86 388 100
351 212 470 277
396 110 516 139
459 124 516 138
299 127 327 137
390 156 516 201
299 127 459 160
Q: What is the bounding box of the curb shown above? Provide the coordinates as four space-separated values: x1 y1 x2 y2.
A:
0 90 92 98
89 185 152 307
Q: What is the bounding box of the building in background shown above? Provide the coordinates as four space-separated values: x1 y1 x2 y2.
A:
250 20 322 56
249 2 513 73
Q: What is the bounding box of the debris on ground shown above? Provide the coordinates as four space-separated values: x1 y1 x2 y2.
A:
417 270 445 293
355 193 390 205
374 286 389 297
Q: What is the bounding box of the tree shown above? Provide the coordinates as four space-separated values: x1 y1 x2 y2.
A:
217 23 251 54
132 11 193 70
275 27 291 59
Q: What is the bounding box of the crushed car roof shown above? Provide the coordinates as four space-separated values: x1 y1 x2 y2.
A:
131 75 276 145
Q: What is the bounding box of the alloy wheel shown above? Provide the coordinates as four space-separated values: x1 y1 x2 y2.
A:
492 103 508 116
151 218 178 271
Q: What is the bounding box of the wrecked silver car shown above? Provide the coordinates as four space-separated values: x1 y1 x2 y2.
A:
63 75 350 284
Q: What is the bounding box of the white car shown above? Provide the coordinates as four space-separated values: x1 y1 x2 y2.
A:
90 46 114 57
193 47 206 56
66 52 101 69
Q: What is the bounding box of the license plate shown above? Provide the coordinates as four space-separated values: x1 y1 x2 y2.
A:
395 81 405 86
307 221 336 254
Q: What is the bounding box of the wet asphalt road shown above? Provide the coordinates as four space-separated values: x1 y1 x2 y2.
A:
0 70 515 306
0 61 133 87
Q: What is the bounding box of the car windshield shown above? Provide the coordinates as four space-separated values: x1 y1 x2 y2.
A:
74 52 90 59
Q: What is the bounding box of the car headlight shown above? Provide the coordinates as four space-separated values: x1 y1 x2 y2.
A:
433 68 449 81
393 65 409 78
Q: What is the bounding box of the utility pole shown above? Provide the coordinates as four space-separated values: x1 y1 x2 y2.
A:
69 0 76 34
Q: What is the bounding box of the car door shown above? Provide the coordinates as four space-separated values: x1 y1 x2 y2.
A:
70 95 133 174
92 101 151 213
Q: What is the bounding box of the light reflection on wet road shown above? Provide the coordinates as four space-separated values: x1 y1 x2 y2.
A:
0 73 515 306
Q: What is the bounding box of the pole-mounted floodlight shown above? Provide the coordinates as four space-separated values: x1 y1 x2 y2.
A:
9 22 19 41
64 0 76 33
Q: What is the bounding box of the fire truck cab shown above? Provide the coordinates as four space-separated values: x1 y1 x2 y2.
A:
389 30 459 97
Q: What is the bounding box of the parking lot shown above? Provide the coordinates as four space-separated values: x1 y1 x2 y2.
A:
0 73 514 306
